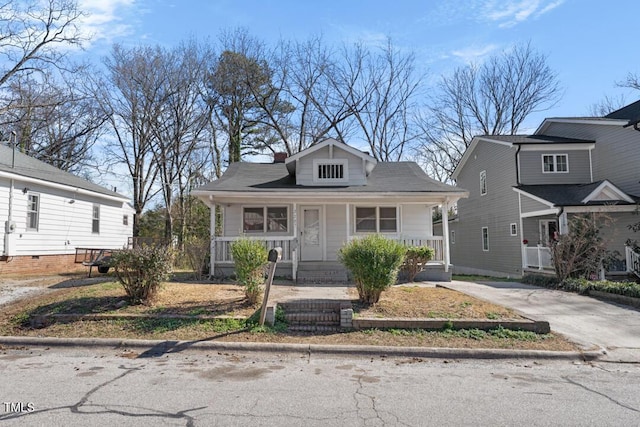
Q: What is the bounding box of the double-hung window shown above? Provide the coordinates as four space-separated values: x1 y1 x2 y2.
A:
243 207 288 233
542 154 568 173
26 194 40 230
355 207 397 233
482 227 489 251
92 204 100 234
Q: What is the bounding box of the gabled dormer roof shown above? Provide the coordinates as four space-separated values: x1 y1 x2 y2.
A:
284 138 377 176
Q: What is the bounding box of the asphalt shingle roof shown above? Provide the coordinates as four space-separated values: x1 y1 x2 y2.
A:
516 181 638 206
0 144 126 199
480 134 595 144
605 99 640 122
196 161 465 194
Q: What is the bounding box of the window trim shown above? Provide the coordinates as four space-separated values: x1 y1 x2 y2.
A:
542 154 569 174
242 206 289 234
26 193 40 231
510 223 517 236
355 206 398 233
312 159 349 184
482 227 489 251
480 170 487 195
92 204 100 234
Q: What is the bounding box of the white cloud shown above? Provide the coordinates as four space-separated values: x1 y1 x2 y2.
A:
77 0 138 47
482 0 564 28
451 44 499 64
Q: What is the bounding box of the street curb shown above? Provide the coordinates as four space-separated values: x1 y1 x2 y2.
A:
0 336 603 361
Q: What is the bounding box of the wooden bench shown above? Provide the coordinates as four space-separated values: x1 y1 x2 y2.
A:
75 248 117 277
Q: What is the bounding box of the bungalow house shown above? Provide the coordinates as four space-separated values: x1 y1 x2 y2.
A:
0 143 134 275
448 100 640 279
193 138 468 282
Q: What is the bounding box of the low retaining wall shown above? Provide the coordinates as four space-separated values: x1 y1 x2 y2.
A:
350 318 550 333
589 291 640 309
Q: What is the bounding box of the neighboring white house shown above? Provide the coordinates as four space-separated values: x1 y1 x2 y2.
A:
193 138 468 282
0 143 134 275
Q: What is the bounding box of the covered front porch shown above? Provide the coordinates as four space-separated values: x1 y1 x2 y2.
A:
209 200 454 282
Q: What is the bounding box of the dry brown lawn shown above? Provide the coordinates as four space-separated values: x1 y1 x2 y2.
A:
352 285 523 320
0 275 578 351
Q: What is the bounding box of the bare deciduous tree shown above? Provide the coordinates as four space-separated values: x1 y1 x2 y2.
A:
588 94 627 117
0 0 85 92
341 39 421 161
150 40 213 244
96 44 169 237
416 42 562 180
0 70 107 174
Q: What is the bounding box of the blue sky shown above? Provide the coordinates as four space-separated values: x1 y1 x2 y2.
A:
77 0 639 132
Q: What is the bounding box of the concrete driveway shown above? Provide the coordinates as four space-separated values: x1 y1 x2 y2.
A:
444 280 640 362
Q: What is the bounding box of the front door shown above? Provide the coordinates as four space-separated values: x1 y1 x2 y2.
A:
539 219 558 245
300 206 323 261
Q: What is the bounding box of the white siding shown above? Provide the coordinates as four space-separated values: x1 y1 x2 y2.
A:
325 205 346 260
1 177 132 256
401 204 432 237
296 145 366 186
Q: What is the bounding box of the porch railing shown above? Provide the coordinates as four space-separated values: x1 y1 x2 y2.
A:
398 237 444 263
212 235 445 263
347 235 444 263
524 245 553 270
626 245 640 279
212 236 295 263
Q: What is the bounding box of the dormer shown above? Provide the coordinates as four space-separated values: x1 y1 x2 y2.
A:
285 138 377 186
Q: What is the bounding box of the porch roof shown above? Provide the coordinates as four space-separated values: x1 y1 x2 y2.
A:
194 161 467 196
515 181 640 207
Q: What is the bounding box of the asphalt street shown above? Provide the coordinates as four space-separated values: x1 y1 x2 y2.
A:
1 345 639 426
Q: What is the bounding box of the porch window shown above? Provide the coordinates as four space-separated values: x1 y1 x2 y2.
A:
542 154 568 173
480 170 487 195
482 227 489 251
26 194 40 230
243 207 288 233
355 207 397 233
92 204 100 234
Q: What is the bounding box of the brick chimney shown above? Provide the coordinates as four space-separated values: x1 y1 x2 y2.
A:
273 152 288 163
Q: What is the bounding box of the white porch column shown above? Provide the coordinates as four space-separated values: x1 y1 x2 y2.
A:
292 203 298 281
345 203 350 241
209 203 218 278
441 199 450 272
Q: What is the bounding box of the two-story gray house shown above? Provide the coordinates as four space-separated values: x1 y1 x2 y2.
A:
193 138 468 282
449 100 640 279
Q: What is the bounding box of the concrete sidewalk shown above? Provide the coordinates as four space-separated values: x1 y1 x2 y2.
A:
444 280 640 363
